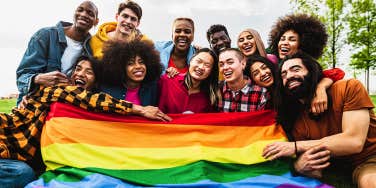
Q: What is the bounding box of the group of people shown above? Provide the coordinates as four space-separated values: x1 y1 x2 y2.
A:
0 0 374 187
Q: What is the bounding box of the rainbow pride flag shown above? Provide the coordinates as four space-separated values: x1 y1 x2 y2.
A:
27 102 331 188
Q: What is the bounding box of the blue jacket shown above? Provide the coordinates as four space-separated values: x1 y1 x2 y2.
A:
100 80 159 106
16 21 92 104
154 41 195 73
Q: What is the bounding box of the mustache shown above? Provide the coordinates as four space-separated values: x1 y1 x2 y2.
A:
286 77 304 87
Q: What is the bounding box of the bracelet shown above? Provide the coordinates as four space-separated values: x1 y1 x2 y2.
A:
294 141 298 156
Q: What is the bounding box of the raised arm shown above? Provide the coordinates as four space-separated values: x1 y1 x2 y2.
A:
16 30 52 104
16 29 69 105
311 68 345 114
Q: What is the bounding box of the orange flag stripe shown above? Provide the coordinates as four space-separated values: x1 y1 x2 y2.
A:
42 117 286 148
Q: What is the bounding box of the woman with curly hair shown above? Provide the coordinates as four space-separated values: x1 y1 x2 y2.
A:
268 13 345 114
237 28 278 64
100 40 162 106
158 48 220 113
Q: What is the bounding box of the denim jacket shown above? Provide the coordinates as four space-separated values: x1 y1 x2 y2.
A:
16 21 92 104
154 41 195 73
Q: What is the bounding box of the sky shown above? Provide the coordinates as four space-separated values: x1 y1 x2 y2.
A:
0 0 373 97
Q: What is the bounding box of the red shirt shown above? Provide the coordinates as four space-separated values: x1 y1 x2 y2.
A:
168 58 188 74
158 74 212 114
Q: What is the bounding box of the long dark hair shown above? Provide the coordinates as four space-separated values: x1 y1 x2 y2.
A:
274 51 323 137
245 55 277 108
184 48 220 105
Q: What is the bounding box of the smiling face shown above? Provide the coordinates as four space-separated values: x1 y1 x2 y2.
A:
219 50 245 84
73 1 98 32
188 52 214 83
125 55 146 87
250 61 274 88
116 8 140 37
71 60 96 90
281 58 308 94
278 30 300 59
209 31 231 54
172 20 194 52
237 31 257 57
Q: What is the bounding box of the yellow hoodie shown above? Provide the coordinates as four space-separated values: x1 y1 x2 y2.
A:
89 22 153 59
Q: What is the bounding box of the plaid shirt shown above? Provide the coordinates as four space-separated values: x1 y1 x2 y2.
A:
217 77 268 112
0 85 133 162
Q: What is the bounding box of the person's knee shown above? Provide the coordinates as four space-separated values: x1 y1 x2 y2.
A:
0 160 35 188
358 172 376 188
17 161 35 179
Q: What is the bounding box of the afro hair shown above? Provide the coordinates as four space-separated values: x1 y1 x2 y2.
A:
268 13 328 59
101 40 162 86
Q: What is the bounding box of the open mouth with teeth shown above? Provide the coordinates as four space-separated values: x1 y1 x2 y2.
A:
223 71 233 79
134 71 144 75
120 24 134 32
279 47 290 57
76 17 90 26
241 45 255 55
242 45 253 51
193 69 204 77
176 38 188 47
217 46 227 52
74 79 87 88
260 75 272 82
287 80 302 90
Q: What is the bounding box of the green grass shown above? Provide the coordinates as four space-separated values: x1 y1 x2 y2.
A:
371 95 376 107
0 98 16 113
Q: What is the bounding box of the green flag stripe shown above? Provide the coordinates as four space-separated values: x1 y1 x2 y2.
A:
42 159 291 186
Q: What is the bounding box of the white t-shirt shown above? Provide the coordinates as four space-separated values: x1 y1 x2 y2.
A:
61 36 83 76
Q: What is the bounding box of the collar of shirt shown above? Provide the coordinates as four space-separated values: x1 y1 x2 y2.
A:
222 76 251 95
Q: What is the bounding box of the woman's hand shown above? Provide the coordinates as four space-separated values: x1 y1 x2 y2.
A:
262 141 295 160
166 67 180 78
132 104 172 121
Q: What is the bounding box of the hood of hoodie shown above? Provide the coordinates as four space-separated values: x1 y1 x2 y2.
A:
89 22 117 59
96 22 117 42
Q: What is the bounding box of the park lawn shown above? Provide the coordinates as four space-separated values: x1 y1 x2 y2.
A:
0 98 16 113
371 95 376 107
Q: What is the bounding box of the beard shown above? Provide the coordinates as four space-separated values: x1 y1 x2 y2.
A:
283 74 313 99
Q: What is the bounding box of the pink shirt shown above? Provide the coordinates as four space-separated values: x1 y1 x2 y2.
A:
158 74 212 114
125 87 141 105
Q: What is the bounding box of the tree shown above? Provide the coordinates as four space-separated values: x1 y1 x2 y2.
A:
346 0 376 92
321 0 345 69
290 0 323 15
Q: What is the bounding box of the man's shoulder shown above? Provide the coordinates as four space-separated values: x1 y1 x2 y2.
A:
330 78 367 103
331 78 362 91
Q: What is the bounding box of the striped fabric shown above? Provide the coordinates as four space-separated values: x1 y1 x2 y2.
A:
27 102 332 188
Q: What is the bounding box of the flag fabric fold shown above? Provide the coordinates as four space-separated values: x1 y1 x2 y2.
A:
27 102 331 188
